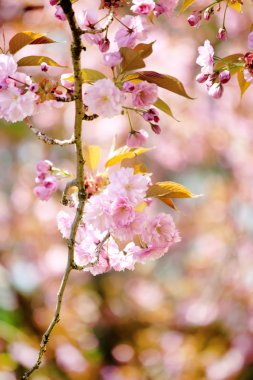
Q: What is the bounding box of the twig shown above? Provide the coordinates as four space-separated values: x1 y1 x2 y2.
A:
79 10 114 35
21 0 86 378
25 119 76 146
83 113 98 121
72 232 110 270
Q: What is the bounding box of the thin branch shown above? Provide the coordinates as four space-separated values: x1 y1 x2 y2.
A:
79 10 114 35
21 0 86 378
83 113 98 121
72 232 110 270
25 119 75 146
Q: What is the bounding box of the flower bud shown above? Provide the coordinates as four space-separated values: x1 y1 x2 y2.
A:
217 28 227 41
123 81 135 92
98 38 110 53
218 70 231 84
208 83 224 99
103 51 122 67
203 7 213 21
36 160 52 174
127 129 148 148
29 83 39 92
55 5 66 21
143 108 160 123
151 124 161 134
49 0 57 5
195 73 209 83
41 62 49 72
187 11 202 27
43 175 58 192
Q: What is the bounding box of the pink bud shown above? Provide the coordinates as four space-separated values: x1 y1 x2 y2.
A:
55 5 66 21
41 62 49 72
217 28 227 41
195 73 209 83
203 7 213 21
127 129 148 148
98 38 110 53
103 51 122 67
123 81 136 92
208 83 223 99
187 11 202 27
29 83 39 92
34 185 52 201
248 31 253 49
43 175 58 192
151 124 161 134
143 108 160 123
49 0 57 5
218 70 231 84
36 160 52 174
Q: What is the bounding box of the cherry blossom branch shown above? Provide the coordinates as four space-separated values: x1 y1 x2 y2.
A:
25 118 76 146
21 0 86 378
72 232 110 271
79 9 114 35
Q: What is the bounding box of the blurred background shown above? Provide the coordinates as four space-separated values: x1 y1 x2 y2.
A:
1 1 253 379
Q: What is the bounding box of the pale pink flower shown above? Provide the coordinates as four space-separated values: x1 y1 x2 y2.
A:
103 52 122 67
132 81 158 107
83 79 124 118
98 38 110 53
57 210 85 242
115 15 149 48
77 10 102 45
208 83 223 99
84 192 112 231
0 85 36 122
60 73 74 90
154 0 178 17
0 54 17 84
109 242 136 271
110 197 136 228
142 213 181 247
131 0 155 15
33 185 52 201
43 175 58 192
196 40 214 75
134 244 168 262
107 167 149 205
127 129 149 148
36 160 52 175
248 31 253 49
112 211 146 241
142 108 159 123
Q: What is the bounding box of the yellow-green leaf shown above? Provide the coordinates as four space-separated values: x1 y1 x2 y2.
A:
214 54 243 75
106 145 152 168
83 145 101 172
147 181 198 198
9 31 56 55
133 42 155 59
81 69 106 83
130 71 193 99
228 0 242 12
120 47 145 73
154 97 179 121
180 0 196 13
135 201 147 212
17 55 65 67
237 70 251 97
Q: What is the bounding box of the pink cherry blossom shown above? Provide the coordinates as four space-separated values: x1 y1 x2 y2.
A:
77 10 102 45
83 78 124 118
196 40 214 75
115 15 149 48
103 52 122 67
131 0 156 15
143 108 159 123
134 244 168 262
127 129 149 148
0 54 17 85
84 193 112 231
60 74 74 90
43 175 58 192
109 242 136 271
57 211 85 243
132 81 158 108
111 211 146 241
248 31 253 49
208 83 223 99
154 0 178 17
36 160 53 174
110 197 136 228
187 11 202 27
107 167 149 205
33 185 52 201
142 213 181 247
0 85 36 122
54 5 66 21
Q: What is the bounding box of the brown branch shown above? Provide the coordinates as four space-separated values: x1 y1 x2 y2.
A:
83 113 98 121
21 0 86 378
25 119 75 146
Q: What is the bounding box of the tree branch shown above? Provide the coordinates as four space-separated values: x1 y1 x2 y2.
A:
21 0 86 378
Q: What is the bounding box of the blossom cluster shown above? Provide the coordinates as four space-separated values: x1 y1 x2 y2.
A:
34 160 59 201
57 167 180 275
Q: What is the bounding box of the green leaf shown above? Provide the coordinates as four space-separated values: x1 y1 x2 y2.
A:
237 70 251 97
128 71 193 99
83 145 101 172
81 69 106 83
154 97 179 121
214 54 243 75
9 31 56 55
120 47 145 73
133 41 155 59
180 0 196 13
106 145 152 168
147 181 199 198
17 55 66 67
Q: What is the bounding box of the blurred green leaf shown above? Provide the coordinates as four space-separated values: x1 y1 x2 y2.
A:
17 55 66 67
9 31 56 55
